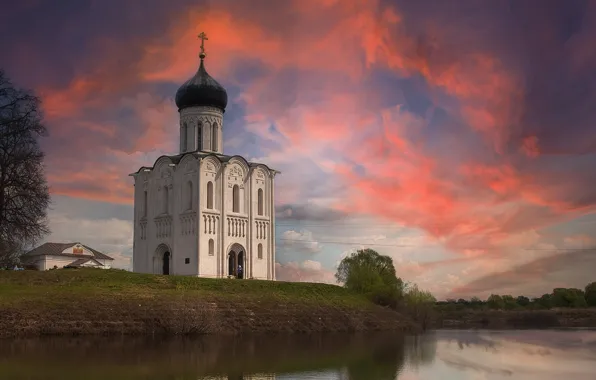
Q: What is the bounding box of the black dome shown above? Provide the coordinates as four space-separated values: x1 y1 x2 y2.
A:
175 58 228 112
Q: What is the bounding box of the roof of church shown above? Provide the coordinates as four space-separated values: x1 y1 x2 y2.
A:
22 242 114 261
130 151 280 176
174 56 228 112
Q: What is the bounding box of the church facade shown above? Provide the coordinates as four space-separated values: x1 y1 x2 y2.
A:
130 35 278 280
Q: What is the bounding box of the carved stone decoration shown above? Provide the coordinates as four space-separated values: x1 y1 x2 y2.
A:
229 165 242 177
198 115 221 125
206 163 214 171
256 170 265 179
142 181 148 190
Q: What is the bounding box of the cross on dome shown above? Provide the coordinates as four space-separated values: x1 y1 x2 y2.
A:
174 32 228 112
198 32 208 59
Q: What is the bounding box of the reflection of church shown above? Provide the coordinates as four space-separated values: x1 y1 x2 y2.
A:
131 33 278 280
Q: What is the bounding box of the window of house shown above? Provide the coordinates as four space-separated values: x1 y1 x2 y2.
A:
143 190 148 217
209 239 214 256
207 181 214 209
212 123 218 151
187 181 193 210
257 188 264 216
163 186 169 214
197 122 202 150
232 185 240 213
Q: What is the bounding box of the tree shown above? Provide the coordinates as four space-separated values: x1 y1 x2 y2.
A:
336 248 404 308
535 293 552 309
0 70 50 267
585 282 596 307
487 294 504 310
551 288 587 308
516 295 530 307
403 284 436 329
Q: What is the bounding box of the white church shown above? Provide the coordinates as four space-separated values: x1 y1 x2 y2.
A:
130 34 278 280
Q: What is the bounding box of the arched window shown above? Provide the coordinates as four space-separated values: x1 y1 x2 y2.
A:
232 184 240 213
143 191 148 217
182 122 188 152
163 186 169 214
257 188 264 216
211 123 218 151
206 181 214 209
197 122 202 150
258 243 263 259
208 239 214 256
187 181 193 210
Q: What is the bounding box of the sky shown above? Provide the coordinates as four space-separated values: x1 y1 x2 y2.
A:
1 0 595 299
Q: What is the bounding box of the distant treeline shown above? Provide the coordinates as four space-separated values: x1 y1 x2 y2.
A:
437 282 596 310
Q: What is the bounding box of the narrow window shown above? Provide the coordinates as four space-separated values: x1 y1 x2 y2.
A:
143 190 148 217
258 243 263 259
182 122 188 152
257 188 264 216
232 185 240 213
197 122 202 150
209 239 214 256
211 123 218 151
163 186 169 214
207 181 214 209
187 181 193 210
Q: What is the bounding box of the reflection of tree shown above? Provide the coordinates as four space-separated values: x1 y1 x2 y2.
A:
0 332 440 380
344 335 406 380
404 333 438 369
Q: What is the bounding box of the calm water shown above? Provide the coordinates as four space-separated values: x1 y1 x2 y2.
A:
0 330 595 379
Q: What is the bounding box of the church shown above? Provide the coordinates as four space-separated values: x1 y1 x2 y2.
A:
130 33 278 280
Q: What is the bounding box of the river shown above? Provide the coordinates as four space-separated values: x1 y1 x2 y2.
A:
0 329 594 379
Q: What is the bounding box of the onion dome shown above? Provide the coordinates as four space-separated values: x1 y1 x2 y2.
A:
174 50 228 112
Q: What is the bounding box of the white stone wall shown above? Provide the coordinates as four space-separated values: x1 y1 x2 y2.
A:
132 154 276 280
179 106 224 154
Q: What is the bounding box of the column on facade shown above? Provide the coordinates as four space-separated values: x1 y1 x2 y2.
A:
220 163 227 277
271 174 276 280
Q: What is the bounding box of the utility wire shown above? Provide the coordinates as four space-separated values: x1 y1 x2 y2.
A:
278 238 596 251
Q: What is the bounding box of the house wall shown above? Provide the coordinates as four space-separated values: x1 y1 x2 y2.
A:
43 255 77 270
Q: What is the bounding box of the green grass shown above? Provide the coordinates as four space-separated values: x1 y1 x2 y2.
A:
0 269 418 337
0 268 369 306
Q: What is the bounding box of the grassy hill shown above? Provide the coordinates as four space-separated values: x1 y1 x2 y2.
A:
0 269 419 338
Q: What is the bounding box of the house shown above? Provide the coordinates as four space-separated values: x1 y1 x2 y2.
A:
20 242 115 271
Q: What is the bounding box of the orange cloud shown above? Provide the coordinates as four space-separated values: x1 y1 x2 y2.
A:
25 0 595 270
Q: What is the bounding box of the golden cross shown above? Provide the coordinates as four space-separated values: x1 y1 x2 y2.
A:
198 32 208 55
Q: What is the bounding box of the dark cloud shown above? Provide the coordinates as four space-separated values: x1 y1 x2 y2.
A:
275 203 349 223
451 248 596 298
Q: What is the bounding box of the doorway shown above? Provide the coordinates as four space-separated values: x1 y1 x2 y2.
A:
227 244 246 279
163 251 170 275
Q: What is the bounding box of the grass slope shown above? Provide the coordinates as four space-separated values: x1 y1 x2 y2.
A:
0 269 418 337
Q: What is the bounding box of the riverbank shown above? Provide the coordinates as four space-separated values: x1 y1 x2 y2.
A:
434 308 596 329
0 269 419 338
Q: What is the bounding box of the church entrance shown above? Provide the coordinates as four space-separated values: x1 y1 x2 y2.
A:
227 244 246 279
162 251 170 275
154 244 172 275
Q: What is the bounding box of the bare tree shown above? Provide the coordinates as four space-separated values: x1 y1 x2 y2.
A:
0 69 50 268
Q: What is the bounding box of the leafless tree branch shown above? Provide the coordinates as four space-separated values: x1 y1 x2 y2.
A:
0 69 51 268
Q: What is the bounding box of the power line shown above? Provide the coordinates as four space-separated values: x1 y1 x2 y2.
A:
275 220 596 228
278 238 596 251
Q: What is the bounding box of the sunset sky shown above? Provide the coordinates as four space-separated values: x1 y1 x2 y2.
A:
1 0 595 299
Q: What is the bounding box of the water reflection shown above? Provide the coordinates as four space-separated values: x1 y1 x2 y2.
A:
0 330 594 379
